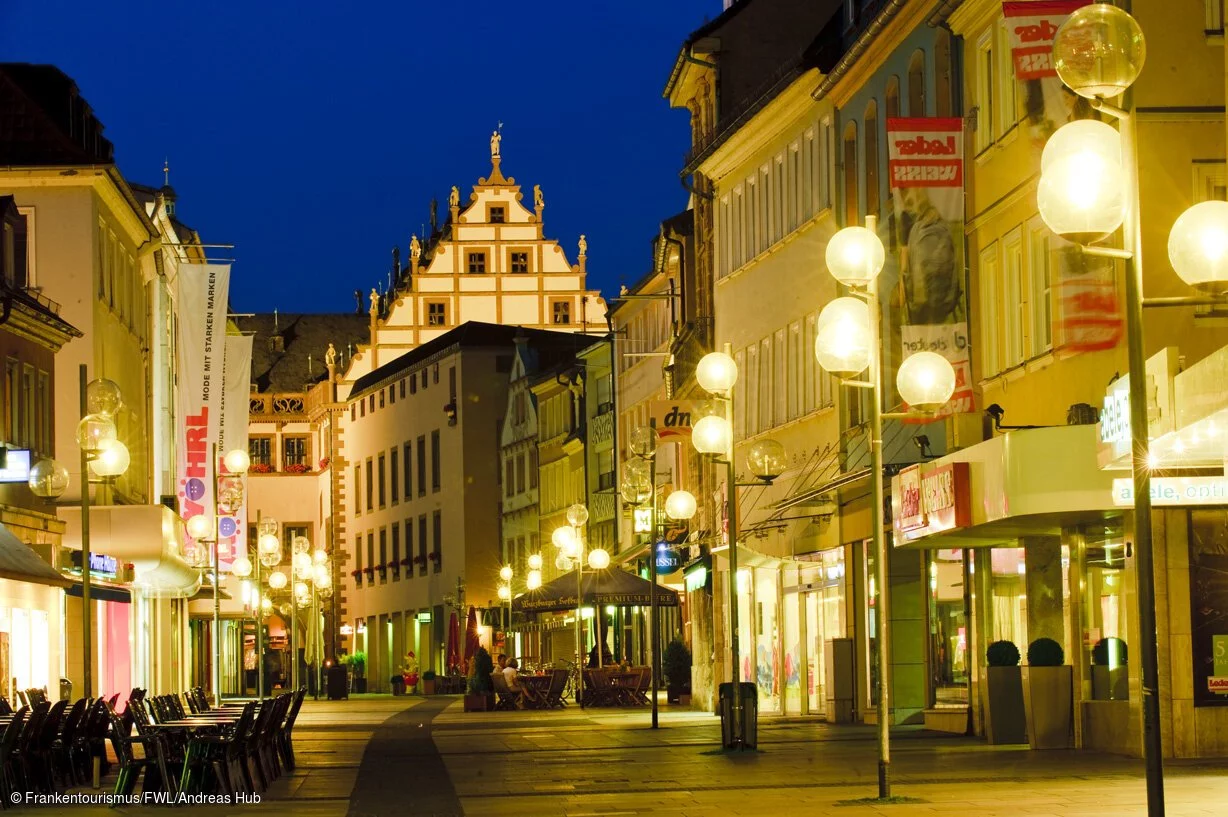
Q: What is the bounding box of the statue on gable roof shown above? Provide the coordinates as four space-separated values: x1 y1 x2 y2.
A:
578 234 587 257
325 342 337 368
369 288 379 313
410 234 422 260
449 186 460 208
490 129 502 159
534 184 544 211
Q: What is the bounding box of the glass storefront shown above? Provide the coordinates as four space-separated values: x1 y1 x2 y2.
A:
1082 523 1130 701
929 548 967 707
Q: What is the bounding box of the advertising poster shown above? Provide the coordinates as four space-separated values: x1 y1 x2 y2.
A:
887 117 973 418
216 333 253 566
1003 0 1120 351
176 262 231 564
1190 510 1228 706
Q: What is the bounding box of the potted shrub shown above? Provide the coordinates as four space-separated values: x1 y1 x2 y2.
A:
402 652 420 691
1023 637 1072 749
982 640 1026 744
421 670 437 696
1091 637 1129 701
463 647 495 711
663 638 692 705
350 651 368 694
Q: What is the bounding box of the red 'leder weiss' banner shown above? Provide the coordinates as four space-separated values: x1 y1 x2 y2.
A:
886 117 964 189
1003 1 1086 80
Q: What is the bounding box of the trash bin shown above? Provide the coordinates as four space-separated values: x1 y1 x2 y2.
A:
326 665 349 700
718 682 758 749
390 676 406 696
59 678 72 702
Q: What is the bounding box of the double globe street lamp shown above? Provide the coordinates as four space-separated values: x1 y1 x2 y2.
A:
497 555 543 657
1033 6 1228 812
28 371 131 699
551 502 610 702
689 351 790 749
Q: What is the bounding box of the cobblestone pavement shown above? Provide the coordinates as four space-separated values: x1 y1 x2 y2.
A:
10 695 1228 816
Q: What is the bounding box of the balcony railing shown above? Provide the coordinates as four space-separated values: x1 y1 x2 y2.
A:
591 412 614 445
249 392 306 417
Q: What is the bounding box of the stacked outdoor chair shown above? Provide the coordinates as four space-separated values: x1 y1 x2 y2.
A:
544 669 569 709
276 688 305 772
106 700 175 799
0 707 27 808
188 700 256 797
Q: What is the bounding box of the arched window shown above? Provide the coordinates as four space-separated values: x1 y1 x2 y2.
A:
842 121 858 226
886 76 901 120
935 29 953 118
908 50 926 116
864 101 879 220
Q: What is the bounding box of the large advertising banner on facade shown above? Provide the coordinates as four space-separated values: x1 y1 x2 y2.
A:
887 117 973 417
1003 0 1120 352
176 262 231 564
216 333 252 566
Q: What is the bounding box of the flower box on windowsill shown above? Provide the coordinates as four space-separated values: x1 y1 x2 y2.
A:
250 463 275 474
284 463 312 474
444 401 458 426
363 567 375 579
427 553 440 562
351 569 363 587
318 457 331 470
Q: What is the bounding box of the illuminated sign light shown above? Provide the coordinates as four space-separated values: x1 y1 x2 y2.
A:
655 543 681 572
339 624 354 636
1112 477 1228 507
634 509 653 534
416 611 433 623
0 449 30 483
71 550 119 578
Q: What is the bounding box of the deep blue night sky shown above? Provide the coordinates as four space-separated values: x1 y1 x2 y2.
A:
0 0 716 313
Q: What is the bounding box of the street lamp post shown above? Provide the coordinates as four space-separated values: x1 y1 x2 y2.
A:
498 556 542 660
1032 7 1228 813
552 502 610 704
817 216 957 797
29 371 130 699
233 512 283 697
620 442 657 723
690 350 789 749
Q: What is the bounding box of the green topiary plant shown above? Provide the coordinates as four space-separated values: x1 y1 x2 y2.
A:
986 640 1021 667
1027 637 1065 667
349 651 367 677
1092 637 1128 667
662 638 692 688
467 647 494 694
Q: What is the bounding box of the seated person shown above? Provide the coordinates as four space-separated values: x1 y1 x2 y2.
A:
587 643 615 668
502 658 539 707
496 653 508 670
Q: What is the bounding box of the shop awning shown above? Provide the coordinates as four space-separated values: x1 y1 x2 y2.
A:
66 583 131 604
512 568 680 614
0 524 71 589
61 505 201 597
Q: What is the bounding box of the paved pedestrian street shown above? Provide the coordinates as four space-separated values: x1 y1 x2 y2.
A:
13 695 1225 816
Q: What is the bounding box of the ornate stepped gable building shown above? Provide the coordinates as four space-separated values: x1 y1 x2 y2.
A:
342 133 609 387
333 136 610 670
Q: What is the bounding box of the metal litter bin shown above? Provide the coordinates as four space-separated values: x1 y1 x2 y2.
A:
59 678 72 701
326 665 349 700
718 682 758 749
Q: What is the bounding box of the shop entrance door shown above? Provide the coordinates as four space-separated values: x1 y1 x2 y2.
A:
803 582 845 715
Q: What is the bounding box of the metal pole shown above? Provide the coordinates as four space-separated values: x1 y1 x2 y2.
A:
256 513 263 699
1118 88 1166 816
291 595 298 690
649 453 659 729
724 341 743 748
313 586 320 700
211 443 222 703
575 524 583 705
79 364 93 700
863 215 892 798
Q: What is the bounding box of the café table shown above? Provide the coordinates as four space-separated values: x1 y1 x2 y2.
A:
519 675 552 709
604 671 647 706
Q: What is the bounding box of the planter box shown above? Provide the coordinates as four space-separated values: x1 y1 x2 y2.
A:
983 666 1027 744
352 677 368 694
421 679 436 696
1091 666 1129 701
1023 665 1073 750
463 693 495 712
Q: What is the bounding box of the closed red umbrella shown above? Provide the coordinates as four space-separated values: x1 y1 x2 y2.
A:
447 612 460 674
464 605 480 664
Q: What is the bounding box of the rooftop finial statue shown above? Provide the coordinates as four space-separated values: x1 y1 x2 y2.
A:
578 234 587 256
325 342 337 368
410 234 421 259
490 128 501 159
449 185 460 208
369 288 379 313
534 184 544 211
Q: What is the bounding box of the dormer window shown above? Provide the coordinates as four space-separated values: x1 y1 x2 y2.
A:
489 206 506 224
467 251 487 274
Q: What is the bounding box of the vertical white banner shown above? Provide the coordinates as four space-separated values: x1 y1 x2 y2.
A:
176 262 231 563
217 333 252 565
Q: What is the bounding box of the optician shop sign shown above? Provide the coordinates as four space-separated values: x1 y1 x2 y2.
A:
1112 477 1228 506
892 461 971 544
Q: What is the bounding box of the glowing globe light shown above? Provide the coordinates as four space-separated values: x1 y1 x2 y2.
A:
896 352 957 414
587 548 611 570
826 225 886 286
748 439 786 481
526 569 542 590
1168 200 1228 294
231 555 253 578
695 351 738 395
815 298 872 377
499 565 514 582
664 490 697 521
76 414 117 455
268 571 288 590
1037 148 1125 244
551 526 576 551
497 585 511 601
28 459 69 499
186 514 214 541
86 378 123 416
89 440 130 478
223 449 250 475
1054 3 1146 99
691 415 732 456
527 553 543 571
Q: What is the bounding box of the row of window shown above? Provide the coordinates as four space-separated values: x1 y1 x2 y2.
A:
248 434 310 469
734 314 836 439
1 209 30 290
460 247 532 275
539 456 583 515
3 358 51 457
97 221 147 342
354 431 442 515
353 512 443 584
978 217 1054 378
716 117 834 279
503 447 539 498
351 365 456 422
617 299 671 374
